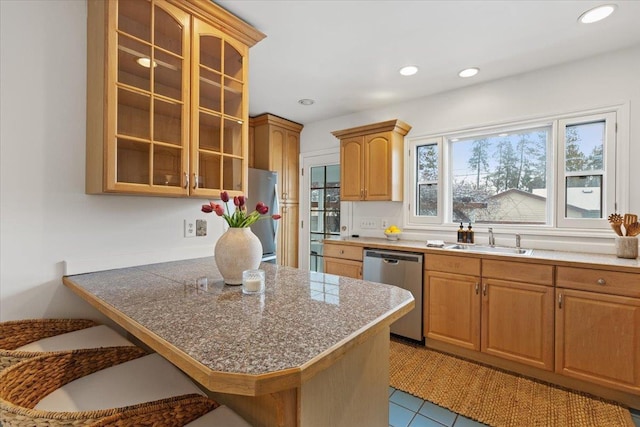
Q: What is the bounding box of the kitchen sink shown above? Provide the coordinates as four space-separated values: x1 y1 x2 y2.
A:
445 244 533 256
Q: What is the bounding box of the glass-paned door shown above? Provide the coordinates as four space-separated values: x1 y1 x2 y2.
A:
309 165 341 272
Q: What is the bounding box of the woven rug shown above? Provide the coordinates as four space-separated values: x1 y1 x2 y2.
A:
389 339 635 427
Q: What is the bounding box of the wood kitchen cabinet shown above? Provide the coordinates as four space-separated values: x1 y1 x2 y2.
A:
250 114 303 267
323 243 363 279
556 266 640 394
332 120 411 201
86 0 264 197
481 260 555 371
424 254 481 350
278 203 299 268
250 114 303 203
425 256 554 371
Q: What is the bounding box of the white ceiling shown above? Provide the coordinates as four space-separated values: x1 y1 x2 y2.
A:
215 1 640 125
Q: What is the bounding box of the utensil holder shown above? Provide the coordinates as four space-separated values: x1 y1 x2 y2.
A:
615 236 638 259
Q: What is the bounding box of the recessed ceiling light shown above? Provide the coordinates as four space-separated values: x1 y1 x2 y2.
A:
498 133 509 137
298 98 315 106
136 57 157 68
399 65 419 76
458 67 479 78
578 4 617 24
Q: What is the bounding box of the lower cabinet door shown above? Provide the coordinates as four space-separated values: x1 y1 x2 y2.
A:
555 288 640 393
424 271 481 351
481 279 554 371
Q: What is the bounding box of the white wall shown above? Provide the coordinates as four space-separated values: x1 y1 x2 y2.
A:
301 45 640 251
0 1 220 321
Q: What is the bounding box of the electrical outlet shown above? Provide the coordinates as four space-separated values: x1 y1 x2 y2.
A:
184 219 196 237
360 218 378 229
196 219 207 236
381 219 389 229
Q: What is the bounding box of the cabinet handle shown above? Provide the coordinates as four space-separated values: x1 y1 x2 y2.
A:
475 283 479 295
183 172 189 189
340 249 344 255
360 189 364 198
482 283 487 296
558 293 563 309
596 278 606 286
193 173 198 190
282 192 287 200
364 188 367 197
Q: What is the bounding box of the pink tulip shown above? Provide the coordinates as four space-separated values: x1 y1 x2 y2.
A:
272 214 281 220
234 195 246 207
213 204 224 216
201 204 213 213
256 202 269 215
220 191 229 203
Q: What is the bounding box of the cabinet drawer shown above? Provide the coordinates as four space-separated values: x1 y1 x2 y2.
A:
482 260 553 286
426 254 480 276
324 243 363 261
556 266 640 297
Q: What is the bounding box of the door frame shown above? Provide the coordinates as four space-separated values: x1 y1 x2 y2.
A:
299 149 340 271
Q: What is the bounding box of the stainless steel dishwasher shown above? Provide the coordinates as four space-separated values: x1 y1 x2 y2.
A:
362 249 423 341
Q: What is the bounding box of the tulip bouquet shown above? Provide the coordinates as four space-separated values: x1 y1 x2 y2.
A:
202 191 280 228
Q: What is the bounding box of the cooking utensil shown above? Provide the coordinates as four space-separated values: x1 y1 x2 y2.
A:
608 213 623 236
623 214 638 236
625 221 640 237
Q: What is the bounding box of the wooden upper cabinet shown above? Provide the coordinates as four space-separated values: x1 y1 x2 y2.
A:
86 0 264 197
250 114 303 203
340 138 364 200
332 120 411 201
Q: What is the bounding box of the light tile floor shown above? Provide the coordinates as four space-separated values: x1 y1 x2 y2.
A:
389 387 640 427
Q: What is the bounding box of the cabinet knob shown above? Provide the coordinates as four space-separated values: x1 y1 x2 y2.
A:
596 278 606 286
340 250 344 255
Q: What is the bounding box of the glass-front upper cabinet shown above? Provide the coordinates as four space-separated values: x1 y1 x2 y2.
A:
190 20 248 197
86 0 264 197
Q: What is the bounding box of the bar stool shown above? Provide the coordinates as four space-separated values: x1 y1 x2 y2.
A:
0 319 135 371
90 402 253 427
0 347 215 426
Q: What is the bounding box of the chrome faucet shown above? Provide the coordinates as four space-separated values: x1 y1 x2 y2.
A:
488 228 495 247
516 234 521 249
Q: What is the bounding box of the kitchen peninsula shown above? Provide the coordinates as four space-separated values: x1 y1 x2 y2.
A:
63 258 414 427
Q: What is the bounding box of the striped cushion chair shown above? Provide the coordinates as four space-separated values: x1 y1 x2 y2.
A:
0 319 134 370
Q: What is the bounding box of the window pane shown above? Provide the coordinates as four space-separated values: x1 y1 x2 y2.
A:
565 121 605 172
311 167 324 189
311 189 324 210
416 143 438 216
565 175 602 218
418 184 437 216
451 127 549 224
326 165 340 187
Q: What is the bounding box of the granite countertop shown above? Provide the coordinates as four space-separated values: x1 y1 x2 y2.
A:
325 236 640 272
63 258 414 380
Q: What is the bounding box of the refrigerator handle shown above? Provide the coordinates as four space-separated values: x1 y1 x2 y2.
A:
273 183 280 241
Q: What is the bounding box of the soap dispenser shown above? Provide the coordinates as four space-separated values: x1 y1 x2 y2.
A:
457 222 465 243
467 223 474 244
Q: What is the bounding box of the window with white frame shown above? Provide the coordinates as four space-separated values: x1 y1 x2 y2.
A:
407 109 618 230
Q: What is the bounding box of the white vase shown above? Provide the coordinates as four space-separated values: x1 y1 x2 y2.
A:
214 228 263 285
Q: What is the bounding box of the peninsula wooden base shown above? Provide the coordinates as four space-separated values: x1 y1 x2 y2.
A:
208 329 390 427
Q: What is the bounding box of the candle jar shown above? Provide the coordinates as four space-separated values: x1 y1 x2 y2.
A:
242 269 265 294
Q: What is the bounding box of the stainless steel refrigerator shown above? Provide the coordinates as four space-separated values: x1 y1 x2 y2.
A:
247 168 279 263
